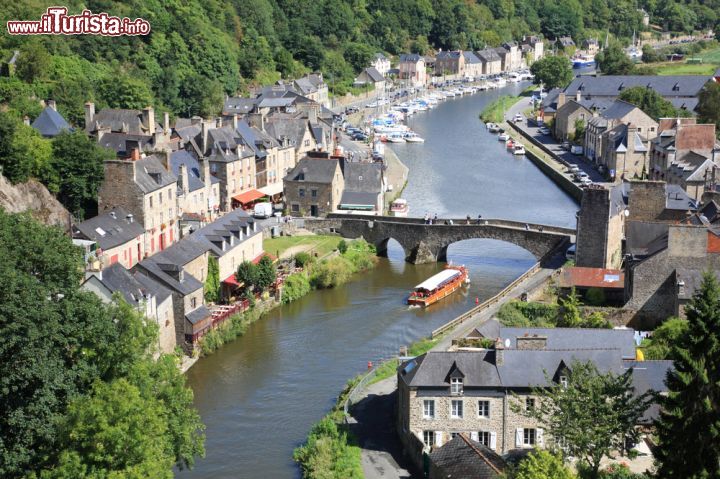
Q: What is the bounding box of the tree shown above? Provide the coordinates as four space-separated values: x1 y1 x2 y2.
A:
530 56 574 90
557 288 582 327
639 317 688 360
51 130 112 219
573 118 586 142
512 449 575 479
696 81 720 134
337 239 348 254
655 272 720 478
618 86 678 120
595 44 635 75
205 256 220 304
517 360 652 479
236 260 259 292
255 255 277 292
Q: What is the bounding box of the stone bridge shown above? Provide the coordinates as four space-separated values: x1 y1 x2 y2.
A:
303 214 576 264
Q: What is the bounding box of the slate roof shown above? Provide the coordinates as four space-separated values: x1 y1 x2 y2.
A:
187 208 260 257
476 49 501 62
170 150 219 193
564 75 711 101
400 351 501 388
98 133 153 154
258 97 296 109
436 50 461 60
31 106 71 137
236 120 279 157
374 52 388 61
92 108 161 135
224 97 258 115
463 51 482 64
285 158 339 183
173 122 202 143
135 240 208 295
626 221 670 258
363 67 385 83
399 53 423 62
675 268 720 300
99 263 171 306
265 118 308 149
134 154 177 193
340 191 379 206
74 207 144 251
343 162 383 193
429 434 505 478
501 326 636 358
625 360 673 423
186 304 211 325
601 99 640 120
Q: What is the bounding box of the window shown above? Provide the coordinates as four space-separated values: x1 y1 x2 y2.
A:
423 431 435 447
478 431 491 447
311 189 318 198
299 188 305 197
478 400 490 418
159 191 163 204
423 400 435 419
450 377 463 395
524 428 537 446
451 400 463 419
190 297 197 309
450 432 460 439
526 397 535 412
291 204 300 213
560 375 568 388
149 195 153 208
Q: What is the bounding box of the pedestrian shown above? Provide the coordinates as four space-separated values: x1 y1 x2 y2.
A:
477 214 482 224
448 219 454 225
424 213 429 224
525 223 530 231
539 226 544 232
434 213 438 222
466 215 471 224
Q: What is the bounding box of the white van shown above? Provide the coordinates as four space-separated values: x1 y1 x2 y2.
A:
253 202 273 219
571 145 584 155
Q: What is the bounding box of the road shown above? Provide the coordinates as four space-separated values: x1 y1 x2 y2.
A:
504 98 607 185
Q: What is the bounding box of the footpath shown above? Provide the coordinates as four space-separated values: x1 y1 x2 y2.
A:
349 251 566 479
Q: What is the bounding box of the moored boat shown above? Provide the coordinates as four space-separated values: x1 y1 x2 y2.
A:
498 132 510 141
407 265 469 307
513 143 526 155
389 198 409 217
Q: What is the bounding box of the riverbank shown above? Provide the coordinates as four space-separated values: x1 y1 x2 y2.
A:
479 94 517 123
383 146 409 210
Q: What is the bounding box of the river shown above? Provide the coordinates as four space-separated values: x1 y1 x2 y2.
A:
181 82 578 478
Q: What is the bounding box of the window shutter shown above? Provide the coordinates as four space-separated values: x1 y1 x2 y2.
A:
516 428 523 447
435 431 443 447
470 431 479 441
490 432 497 450
537 428 544 447
487 401 491 419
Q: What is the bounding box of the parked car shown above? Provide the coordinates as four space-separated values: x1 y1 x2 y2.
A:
513 114 524 123
568 164 580 174
566 244 576 261
580 177 593 187
561 141 571 150
539 127 551 136
575 171 589 181
571 145 584 155
351 132 368 141
345 106 359 114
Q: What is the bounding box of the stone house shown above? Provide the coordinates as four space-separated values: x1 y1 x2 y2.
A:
399 54 427 87
265 117 319 167
581 38 600 56
354 67 386 93
81 262 177 355
31 101 71 138
98 148 179 257
558 36 576 50
236 119 288 200
371 53 391 77
476 49 502 75
134 238 212 353
284 157 345 217
428 433 505 479
575 185 626 269
338 162 385 213
501 42 523 71
462 51 483 78
292 73 329 108
649 119 719 202
554 100 593 141
397 325 666 462
521 35 544 63
435 51 464 76
85 103 174 154
73 207 145 269
169 150 221 232
186 208 264 298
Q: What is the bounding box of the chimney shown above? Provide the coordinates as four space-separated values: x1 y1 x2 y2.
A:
232 114 239 130
161 148 172 172
494 338 504 366
516 335 548 350
200 157 210 185
142 106 155 135
191 116 202 126
575 89 581 102
130 147 140 161
47 99 57 111
179 163 189 195
557 92 566 108
308 104 318 124
126 213 134 223
84 102 95 131
216 117 223 128
201 120 210 154
164 111 170 135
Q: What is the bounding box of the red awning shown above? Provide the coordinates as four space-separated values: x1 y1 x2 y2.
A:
222 273 241 287
233 189 266 205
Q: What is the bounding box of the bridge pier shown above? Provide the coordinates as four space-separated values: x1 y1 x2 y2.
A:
407 241 441 264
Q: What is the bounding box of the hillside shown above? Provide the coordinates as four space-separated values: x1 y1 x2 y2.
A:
1 0 719 124
0 173 70 229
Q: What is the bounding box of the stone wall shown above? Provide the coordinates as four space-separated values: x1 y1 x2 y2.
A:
628 181 668 222
576 187 610 268
156 294 177 355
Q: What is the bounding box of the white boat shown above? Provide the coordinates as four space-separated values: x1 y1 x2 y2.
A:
513 143 526 155
388 133 406 143
487 123 501 133
498 132 510 141
390 198 409 217
404 133 425 143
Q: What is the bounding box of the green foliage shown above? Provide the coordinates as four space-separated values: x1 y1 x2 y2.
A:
530 56 574 90
204 256 220 304
517 360 653 479
585 288 606 306
641 45 664 63
337 239 348 254
583 311 612 329
512 449 576 479
310 256 354 289
618 86 681 120
639 317 689 360
294 252 314 268
199 307 265 356
282 273 312 304
480 95 516 123
558 288 583 327
596 44 636 75
256 255 277 291
293 417 363 479
697 81 720 135
0 112 52 184
593 463 651 479
0 210 204 478
497 300 559 327
236 260 259 290
655 272 720 478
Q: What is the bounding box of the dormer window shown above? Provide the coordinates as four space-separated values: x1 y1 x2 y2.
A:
451 377 463 395
560 375 568 388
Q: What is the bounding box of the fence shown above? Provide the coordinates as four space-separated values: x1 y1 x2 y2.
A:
342 357 396 419
430 262 542 338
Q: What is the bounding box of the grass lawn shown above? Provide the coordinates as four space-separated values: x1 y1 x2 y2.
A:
263 234 341 259
479 95 517 123
698 46 720 63
653 62 718 75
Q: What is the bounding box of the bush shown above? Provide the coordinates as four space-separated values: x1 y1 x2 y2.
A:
497 301 558 327
337 239 348 254
282 273 312 304
585 287 606 306
294 252 313 268
310 256 353 289
640 317 689 360
582 311 612 329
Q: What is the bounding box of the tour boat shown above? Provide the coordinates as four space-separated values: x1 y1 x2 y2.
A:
407 265 469 307
388 133 406 143
572 54 595 68
390 198 409 217
513 143 526 155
